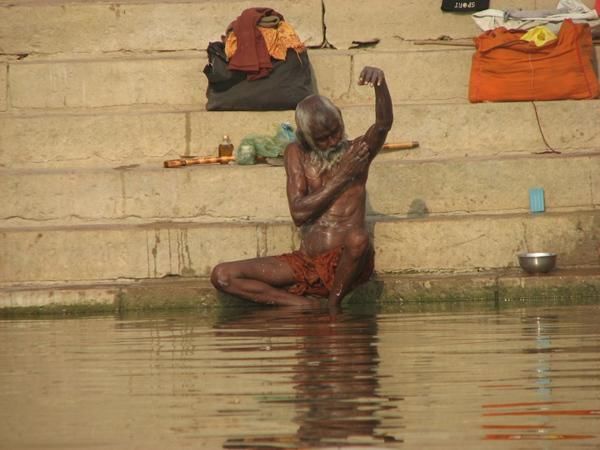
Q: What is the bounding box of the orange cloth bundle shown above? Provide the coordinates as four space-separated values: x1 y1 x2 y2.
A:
225 21 305 62
469 20 599 102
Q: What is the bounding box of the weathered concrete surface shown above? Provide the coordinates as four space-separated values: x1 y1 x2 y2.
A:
324 0 598 49
377 268 600 303
0 211 597 283
534 99 600 150
0 1 322 54
188 100 600 165
0 165 290 225
0 221 299 282
0 62 6 111
342 101 600 158
0 283 120 310
374 211 600 273
309 51 354 102
0 110 186 168
497 268 600 301
9 55 206 109
7 48 600 110
369 153 600 217
348 49 473 104
2 154 599 225
5 49 470 110
593 159 600 206
1 268 599 313
2 0 595 55
3 100 600 169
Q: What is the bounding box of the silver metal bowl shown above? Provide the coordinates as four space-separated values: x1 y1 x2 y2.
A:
517 252 557 274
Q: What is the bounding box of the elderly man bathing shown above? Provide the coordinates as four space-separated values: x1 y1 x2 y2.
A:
211 66 393 307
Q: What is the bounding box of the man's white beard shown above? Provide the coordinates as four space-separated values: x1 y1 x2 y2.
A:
309 139 349 174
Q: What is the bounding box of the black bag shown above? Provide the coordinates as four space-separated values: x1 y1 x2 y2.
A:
441 0 489 12
203 41 315 111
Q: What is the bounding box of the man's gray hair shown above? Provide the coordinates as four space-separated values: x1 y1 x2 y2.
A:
295 95 344 150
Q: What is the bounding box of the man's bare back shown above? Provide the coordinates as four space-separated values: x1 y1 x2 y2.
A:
211 66 393 308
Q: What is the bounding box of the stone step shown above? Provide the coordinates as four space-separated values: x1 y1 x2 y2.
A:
1 153 599 226
3 268 600 310
324 0 597 50
2 100 599 169
2 0 595 54
3 49 467 111
0 211 598 283
6 47 600 112
0 0 323 55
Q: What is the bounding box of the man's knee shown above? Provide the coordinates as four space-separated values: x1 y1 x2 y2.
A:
344 229 370 258
210 263 233 291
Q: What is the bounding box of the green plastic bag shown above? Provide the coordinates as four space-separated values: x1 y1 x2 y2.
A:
236 123 295 165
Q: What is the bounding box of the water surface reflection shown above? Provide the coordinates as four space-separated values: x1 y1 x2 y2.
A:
214 307 402 448
0 302 599 449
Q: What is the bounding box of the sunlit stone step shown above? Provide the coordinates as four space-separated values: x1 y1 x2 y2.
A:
3 0 594 54
0 0 323 55
2 100 599 169
5 49 473 110
0 211 598 283
324 0 597 49
1 153 599 226
2 267 600 309
6 47 600 111
2 0 599 294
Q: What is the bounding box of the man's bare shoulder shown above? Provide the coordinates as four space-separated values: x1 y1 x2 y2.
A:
283 142 305 168
284 141 303 156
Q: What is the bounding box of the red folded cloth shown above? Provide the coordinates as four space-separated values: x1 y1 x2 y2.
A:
227 8 284 80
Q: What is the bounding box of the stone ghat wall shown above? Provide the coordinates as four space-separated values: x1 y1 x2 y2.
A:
0 0 599 290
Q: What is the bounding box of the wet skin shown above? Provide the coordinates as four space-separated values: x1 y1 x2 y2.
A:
211 66 393 307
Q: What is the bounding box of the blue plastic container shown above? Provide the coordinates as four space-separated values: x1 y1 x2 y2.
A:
529 187 545 213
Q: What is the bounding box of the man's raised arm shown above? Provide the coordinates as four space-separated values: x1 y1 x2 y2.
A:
359 66 393 158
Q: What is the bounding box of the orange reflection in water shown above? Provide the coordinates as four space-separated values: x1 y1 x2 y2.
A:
482 401 569 409
485 433 595 441
482 424 555 430
484 409 600 417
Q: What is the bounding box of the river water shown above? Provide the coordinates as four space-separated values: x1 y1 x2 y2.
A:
1 300 599 449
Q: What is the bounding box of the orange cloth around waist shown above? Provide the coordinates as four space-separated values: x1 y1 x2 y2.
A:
226 21 306 61
276 246 374 298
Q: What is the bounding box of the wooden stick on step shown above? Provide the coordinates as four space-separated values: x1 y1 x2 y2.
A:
163 156 235 168
164 142 418 168
382 141 419 151
413 40 475 47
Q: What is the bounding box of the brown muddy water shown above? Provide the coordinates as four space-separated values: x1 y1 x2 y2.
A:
1 301 599 450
